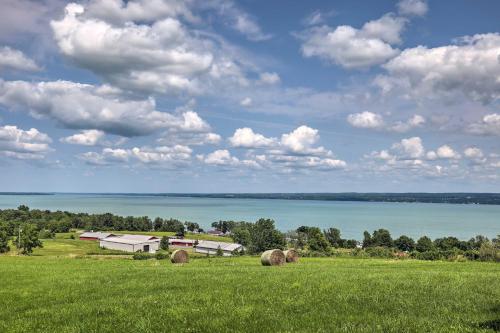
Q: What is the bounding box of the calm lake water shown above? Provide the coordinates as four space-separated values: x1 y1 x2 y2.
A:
0 194 498 240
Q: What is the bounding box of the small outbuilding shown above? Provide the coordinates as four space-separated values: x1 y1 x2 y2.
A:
195 240 243 256
79 232 116 241
100 236 160 253
169 238 196 247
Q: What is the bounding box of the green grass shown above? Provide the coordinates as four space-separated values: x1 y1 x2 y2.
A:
0 255 498 333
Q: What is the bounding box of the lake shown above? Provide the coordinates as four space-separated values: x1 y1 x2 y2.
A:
0 194 498 240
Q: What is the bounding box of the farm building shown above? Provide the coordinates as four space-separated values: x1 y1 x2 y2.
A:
169 238 196 247
195 240 243 256
207 230 226 237
117 234 159 242
99 236 160 253
79 232 116 240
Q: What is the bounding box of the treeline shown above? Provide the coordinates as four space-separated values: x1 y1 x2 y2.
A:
283 226 499 262
0 205 202 239
152 193 500 205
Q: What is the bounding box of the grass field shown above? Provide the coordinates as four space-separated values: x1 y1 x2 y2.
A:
0 254 499 333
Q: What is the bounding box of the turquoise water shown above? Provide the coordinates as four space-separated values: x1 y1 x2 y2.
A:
0 194 498 240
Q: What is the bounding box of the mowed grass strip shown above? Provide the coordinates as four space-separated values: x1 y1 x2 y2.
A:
0 257 498 333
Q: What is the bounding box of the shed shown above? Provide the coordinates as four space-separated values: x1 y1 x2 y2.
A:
195 240 243 256
79 232 116 241
169 238 196 247
99 236 160 253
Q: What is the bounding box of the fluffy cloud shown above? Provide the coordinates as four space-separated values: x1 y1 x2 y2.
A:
198 149 239 166
280 125 327 155
229 127 275 148
51 2 250 94
392 136 425 159
79 145 192 166
397 0 428 17
347 111 384 129
84 0 195 24
60 130 105 146
0 46 40 71
347 112 425 132
368 137 464 175
218 126 346 172
0 79 213 138
300 14 405 68
464 147 484 159
426 145 461 160
378 33 500 103
467 113 500 136
0 125 52 159
157 132 221 146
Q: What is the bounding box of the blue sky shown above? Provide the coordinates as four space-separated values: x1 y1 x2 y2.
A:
0 0 499 193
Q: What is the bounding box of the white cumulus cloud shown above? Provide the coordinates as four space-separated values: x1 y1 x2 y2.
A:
0 125 52 159
0 46 40 72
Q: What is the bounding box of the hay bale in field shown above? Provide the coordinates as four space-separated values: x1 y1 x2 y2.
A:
284 249 299 263
170 249 189 263
261 249 285 266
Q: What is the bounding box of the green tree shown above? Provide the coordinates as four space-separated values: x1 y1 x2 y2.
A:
17 205 29 212
416 236 434 252
232 227 251 246
394 235 415 252
307 227 330 252
248 218 285 254
362 231 372 248
371 229 393 248
16 224 43 255
160 236 169 251
153 217 163 231
0 228 10 253
216 246 224 256
324 228 344 248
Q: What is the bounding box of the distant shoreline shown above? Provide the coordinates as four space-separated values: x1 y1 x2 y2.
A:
1 192 500 205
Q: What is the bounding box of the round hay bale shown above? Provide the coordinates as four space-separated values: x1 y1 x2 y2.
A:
260 249 285 266
284 249 299 263
170 249 189 263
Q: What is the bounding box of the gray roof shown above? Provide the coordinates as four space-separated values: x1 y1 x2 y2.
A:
118 234 159 242
80 232 115 239
195 240 242 251
100 236 158 245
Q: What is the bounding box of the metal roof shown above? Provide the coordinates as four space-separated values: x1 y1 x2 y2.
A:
118 234 159 241
195 240 242 251
79 232 115 239
100 236 158 245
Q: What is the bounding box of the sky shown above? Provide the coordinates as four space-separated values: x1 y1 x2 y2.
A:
0 0 499 193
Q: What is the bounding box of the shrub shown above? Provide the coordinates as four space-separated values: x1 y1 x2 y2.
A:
155 252 169 260
365 246 394 258
479 242 500 262
464 250 480 261
415 250 441 261
133 252 155 260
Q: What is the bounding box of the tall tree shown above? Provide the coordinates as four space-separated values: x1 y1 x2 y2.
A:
394 235 415 252
416 236 434 252
16 224 43 255
0 227 10 253
324 228 344 248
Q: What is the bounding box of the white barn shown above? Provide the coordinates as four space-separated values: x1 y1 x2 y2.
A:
195 240 243 256
99 235 160 253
